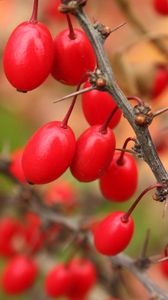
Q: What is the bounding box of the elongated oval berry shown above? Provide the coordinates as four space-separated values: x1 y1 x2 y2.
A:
82 82 122 129
3 22 54 92
93 212 134 256
151 65 168 99
2 255 38 295
160 257 168 278
153 0 168 15
22 121 76 184
70 125 116 182
45 263 72 297
0 217 24 257
67 258 96 297
52 28 96 85
99 152 138 202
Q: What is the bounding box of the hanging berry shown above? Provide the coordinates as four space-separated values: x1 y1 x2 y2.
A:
3 0 54 92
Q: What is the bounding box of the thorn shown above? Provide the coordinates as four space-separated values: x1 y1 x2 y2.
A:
53 86 94 104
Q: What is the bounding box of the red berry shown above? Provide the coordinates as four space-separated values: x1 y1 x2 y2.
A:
151 66 168 99
45 263 72 297
22 121 76 184
44 180 77 211
160 257 168 278
82 82 122 129
51 28 96 85
70 125 116 182
23 213 45 253
99 152 138 202
3 21 54 92
0 217 24 257
9 148 26 183
44 0 65 22
2 255 38 295
93 212 134 256
153 0 168 15
67 258 96 297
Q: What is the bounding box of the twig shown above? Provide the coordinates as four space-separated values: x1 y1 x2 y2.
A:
110 253 168 300
74 5 168 199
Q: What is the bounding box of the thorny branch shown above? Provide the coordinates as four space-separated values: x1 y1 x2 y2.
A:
1 159 168 299
110 254 168 300
63 2 168 201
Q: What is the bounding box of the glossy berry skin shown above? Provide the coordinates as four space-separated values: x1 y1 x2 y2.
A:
52 28 96 85
45 264 72 297
67 258 96 297
153 0 168 15
2 255 37 295
70 125 116 182
151 66 168 98
22 121 76 184
82 82 122 129
99 152 138 202
0 217 24 257
9 149 26 183
3 21 54 92
44 180 77 211
93 212 134 256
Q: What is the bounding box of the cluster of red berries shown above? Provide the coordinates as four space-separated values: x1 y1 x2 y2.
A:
2 0 140 260
1 0 168 298
3 1 95 92
45 258 96 298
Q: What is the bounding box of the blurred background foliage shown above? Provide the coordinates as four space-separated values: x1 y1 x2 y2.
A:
0 0 168 299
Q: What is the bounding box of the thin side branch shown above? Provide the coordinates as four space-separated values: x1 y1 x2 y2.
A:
110 254 168 300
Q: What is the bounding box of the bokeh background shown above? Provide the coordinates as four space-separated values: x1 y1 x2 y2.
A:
0 0 168 299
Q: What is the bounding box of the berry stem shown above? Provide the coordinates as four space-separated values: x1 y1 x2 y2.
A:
121 183 163 223
99 106 119 134
127 96 144 106
164 244 168 257
61 83 81 128
29 0 39 23
66 14 76 40
117 137 137 165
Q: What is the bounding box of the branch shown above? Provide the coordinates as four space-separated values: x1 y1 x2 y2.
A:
110 254 168 300
73 6 168 200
